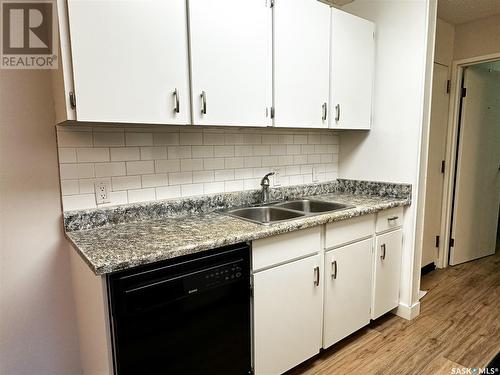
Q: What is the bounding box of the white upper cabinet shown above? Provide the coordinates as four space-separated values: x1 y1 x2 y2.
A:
273 0 331 128
189 0 271 127
330 8 375 129
67 0 190 124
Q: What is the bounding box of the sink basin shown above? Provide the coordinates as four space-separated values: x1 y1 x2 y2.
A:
227 206 305 225
274 199 354 214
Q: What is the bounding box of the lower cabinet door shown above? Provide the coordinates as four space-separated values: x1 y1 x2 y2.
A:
372 230 403 319
323 239 372 348
254 254 322 375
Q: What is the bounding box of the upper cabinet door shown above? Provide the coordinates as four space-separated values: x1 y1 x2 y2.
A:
189 0 271 127
273 0 330 128
67 0 190 124
330 8 375 130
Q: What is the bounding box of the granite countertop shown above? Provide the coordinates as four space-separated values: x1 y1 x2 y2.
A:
66 190 410 276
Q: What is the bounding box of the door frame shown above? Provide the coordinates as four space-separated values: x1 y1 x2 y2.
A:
437 52 500 268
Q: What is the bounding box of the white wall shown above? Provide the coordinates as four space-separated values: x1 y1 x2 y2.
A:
340 0 436 315
454 14 500 60
57 126 340 211
0 70 81 374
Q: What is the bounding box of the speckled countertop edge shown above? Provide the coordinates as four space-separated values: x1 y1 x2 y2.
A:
65 191 411 276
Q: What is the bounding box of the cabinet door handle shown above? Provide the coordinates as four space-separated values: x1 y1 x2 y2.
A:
173 88 180 114
331 260 337 279
380 244 386 260
314 266 320 287
322 102 327 121
388 216 399 222
335 104 340 122
201 91 207 115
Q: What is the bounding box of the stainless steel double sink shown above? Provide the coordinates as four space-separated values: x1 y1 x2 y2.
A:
227 199 354 225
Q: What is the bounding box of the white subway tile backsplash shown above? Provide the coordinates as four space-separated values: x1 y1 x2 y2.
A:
181 183 204 197
153 132 179 145
167 146 192 159
57 127 339 211
156 185 181 200
192 145 214 158
62 194 96 211
203 181 225 194
142 174 168 188
76 148 110 163
110 147 140 161
180 159 204 172
214 169 234 181
155 159 180 173
193 171 214 183
126 160 154 175
112 175 141 191
126 132 153 146
214 145 234 157
203 158 225 170
140 146 167 160
93 132 125 147
225 180 244 192
180 132 203 145
61 180 79 195
95 162 126 177
57 130 92 147
169 172 192 185
128 188 156 203
58 148 77 163
60 163 94 179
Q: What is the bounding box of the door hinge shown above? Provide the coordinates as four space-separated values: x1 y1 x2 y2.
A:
435 235 440 248
69 91 76 109
249 367 255 375
461 87 467 98
449 238 455 247
249 285 254 298
446 80 451 94
441 160 445 174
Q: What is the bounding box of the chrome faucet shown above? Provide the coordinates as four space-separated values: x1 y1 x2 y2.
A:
260 172 275 204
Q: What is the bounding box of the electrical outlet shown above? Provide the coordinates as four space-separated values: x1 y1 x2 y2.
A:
312 166 320 182
95 179 111 205
273 168 281 187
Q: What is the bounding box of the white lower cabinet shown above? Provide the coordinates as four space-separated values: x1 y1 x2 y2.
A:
372 229 403 319
253 254 322 375
323 238 372 348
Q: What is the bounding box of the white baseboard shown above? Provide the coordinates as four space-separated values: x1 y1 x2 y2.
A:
393 301 420 320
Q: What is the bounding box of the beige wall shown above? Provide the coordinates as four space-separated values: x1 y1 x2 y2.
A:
0 70 81 374
454 14 500 60
435 18 455 66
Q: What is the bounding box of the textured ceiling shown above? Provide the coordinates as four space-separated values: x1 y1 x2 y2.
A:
438 0 500 25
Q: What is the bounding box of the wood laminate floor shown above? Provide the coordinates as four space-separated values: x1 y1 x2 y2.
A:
289 251 500 375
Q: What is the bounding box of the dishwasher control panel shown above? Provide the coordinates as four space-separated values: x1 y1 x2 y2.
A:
184 261 245 293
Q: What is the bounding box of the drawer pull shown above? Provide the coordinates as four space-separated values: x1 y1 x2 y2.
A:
387 216 399 222
314 266 320 287
380 244 386 260
331 260 337 279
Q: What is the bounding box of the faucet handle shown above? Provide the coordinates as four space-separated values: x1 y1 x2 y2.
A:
261 172 275 186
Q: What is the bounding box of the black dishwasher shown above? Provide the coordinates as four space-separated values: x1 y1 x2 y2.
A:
108 243 251 375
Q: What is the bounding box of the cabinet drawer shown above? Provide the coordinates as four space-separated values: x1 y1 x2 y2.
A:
375 207 404 233
252 227 321 272
325 214 374 249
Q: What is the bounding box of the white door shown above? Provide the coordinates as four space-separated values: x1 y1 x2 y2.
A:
330 8 375 130
450 64 500 265
273 0 330 128
323 239 372 348
254 255 322 375
189 0 271 127
372 230 403 319
67 0 190 124
421 63 450 267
